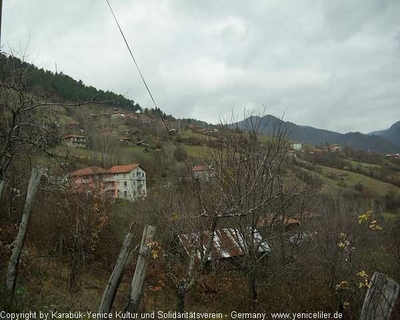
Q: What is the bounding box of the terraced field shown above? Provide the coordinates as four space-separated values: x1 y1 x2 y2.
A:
317 164 399 196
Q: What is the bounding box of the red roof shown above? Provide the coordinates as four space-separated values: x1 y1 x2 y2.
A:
107 163 141 174
193 165 207 172
70 166 107 177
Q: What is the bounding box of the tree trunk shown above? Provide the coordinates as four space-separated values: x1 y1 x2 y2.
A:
6 168 42 297
248 267 258 313
360 272 400 320
125 225 156 313
176 282 186 313
99 232 135 313
0 180 6 201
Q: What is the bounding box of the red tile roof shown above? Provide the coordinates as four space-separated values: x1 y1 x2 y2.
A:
193 165 207 172
107 163 140 174
70 166 107 177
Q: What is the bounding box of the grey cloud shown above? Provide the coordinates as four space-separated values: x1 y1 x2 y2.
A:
2 0 400 133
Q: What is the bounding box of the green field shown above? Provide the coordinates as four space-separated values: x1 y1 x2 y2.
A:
318 164 399 196
181 144 209 159
348 160 381 169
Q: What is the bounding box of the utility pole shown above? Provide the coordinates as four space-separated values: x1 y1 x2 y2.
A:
0 0 3 51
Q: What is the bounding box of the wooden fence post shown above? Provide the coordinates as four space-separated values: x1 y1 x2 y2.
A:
99 232 136 313
360 272 400 320
125 225 156 313
5 168 42 297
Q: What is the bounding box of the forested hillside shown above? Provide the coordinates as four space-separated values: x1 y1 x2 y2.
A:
0 53 141 111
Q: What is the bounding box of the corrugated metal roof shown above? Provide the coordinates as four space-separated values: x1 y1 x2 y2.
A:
178 228 271 261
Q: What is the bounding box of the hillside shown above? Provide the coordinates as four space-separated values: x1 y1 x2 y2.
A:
235 115 400 154
369 121 400 147
0 53 141 111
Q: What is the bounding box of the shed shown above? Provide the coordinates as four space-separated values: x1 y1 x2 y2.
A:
178 227 271 262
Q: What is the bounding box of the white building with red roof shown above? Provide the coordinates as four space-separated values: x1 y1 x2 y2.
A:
105 164 146 201
70 163 146 202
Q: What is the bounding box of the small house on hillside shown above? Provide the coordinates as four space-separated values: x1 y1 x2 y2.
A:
193 165 214 181
119 136 131 144
178 228 271 262
330 144 341 152
63 134 87 148
291 143 302 151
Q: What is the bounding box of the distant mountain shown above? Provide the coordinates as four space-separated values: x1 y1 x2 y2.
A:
369 121 400 148
235 115 400 154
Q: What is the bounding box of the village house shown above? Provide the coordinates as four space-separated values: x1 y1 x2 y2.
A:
291 143 302 151
70 166 106 183
330 144 341 152
118 136 131 144
111 113 125 120
63 134 87 148
69 163 147 202
193 165 214 181
106 164 147 201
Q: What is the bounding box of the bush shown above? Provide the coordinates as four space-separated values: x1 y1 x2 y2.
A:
354 182 364 192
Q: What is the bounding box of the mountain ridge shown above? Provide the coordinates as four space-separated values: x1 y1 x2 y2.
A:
235 115 400 154
368 121 400 148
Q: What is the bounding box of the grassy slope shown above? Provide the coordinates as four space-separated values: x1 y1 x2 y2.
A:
317 164 399 196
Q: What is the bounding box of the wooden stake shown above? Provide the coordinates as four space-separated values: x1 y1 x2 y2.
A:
99 232 135 313
360 272 400 320
6 168 42 296
125 225 156 313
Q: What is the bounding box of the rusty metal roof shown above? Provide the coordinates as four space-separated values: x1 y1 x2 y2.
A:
178 228 271 261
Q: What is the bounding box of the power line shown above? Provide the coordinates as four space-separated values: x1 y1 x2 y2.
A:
104 0 207 212
0 0 3 50
105 0 161 120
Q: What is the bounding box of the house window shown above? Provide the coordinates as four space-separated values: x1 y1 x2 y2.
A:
124 181 127 187
124 191 127 197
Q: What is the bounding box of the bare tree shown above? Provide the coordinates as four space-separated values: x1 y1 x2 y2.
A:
193 115 304 311
139 113 305 312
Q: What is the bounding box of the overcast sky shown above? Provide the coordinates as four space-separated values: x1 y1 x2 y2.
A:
2 0 400 133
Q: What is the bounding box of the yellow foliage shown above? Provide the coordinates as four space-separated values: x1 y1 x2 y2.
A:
358 211 371 224
335 281 348 290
